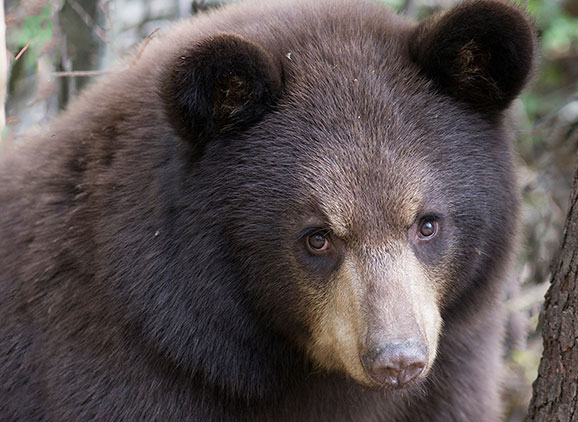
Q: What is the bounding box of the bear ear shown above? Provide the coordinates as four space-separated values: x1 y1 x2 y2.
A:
409 0 536 116
162 34 283 153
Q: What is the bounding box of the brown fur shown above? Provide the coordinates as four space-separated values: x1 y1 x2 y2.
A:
409 0 536 114
0 0 535 420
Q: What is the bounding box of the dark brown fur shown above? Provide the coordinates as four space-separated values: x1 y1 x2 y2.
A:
0 0 535 420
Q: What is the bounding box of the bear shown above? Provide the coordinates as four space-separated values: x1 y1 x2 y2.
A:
0 0 536 420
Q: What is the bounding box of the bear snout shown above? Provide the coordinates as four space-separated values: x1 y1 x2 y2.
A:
361 340 428 388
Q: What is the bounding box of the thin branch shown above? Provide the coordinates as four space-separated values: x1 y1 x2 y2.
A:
51 69 115 77
15 40 31 61
50 26 160 79
67 0 108 43
129 28 159 67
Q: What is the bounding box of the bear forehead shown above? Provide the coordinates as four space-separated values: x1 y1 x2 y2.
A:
260 69 457 238
166 0 503 238
296 143 437 240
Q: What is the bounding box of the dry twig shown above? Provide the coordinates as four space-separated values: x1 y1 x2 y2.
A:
14 40 31 61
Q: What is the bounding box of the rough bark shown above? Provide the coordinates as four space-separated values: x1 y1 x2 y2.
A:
527 154 578 421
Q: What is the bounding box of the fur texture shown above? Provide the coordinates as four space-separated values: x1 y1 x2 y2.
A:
0 0 535 420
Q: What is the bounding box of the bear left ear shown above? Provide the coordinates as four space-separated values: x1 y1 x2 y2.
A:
409 0 536 116
162 34 283 153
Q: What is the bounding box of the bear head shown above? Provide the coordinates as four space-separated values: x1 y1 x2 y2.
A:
127 0 535 395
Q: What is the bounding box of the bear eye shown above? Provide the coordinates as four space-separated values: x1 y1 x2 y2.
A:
417 218 438 240
306 230 331 253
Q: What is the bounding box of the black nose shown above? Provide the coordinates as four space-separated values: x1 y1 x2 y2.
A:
361 341 427 387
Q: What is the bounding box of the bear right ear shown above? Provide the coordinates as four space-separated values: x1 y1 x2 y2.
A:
408 0 536 116
162 34 283 155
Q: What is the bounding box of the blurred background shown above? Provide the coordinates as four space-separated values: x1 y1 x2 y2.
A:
5 0 578 420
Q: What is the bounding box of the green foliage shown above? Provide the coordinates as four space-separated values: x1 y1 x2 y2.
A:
519 1 578 128
542 13 578 53
526 0 578 65
13 5 53 47
8 5 55 71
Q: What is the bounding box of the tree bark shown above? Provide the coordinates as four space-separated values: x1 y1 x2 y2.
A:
527 154 578 421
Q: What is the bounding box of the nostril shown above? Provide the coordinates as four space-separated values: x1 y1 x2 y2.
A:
398 362 425 384
361 341 427 387
376 366 402 386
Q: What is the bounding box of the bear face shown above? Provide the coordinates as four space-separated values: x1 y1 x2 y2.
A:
0 0 535 419
157 0 534 391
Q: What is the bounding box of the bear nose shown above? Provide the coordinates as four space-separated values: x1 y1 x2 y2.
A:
361 341 427 387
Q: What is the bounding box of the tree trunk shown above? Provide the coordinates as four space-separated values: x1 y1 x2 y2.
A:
527 154 578 421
